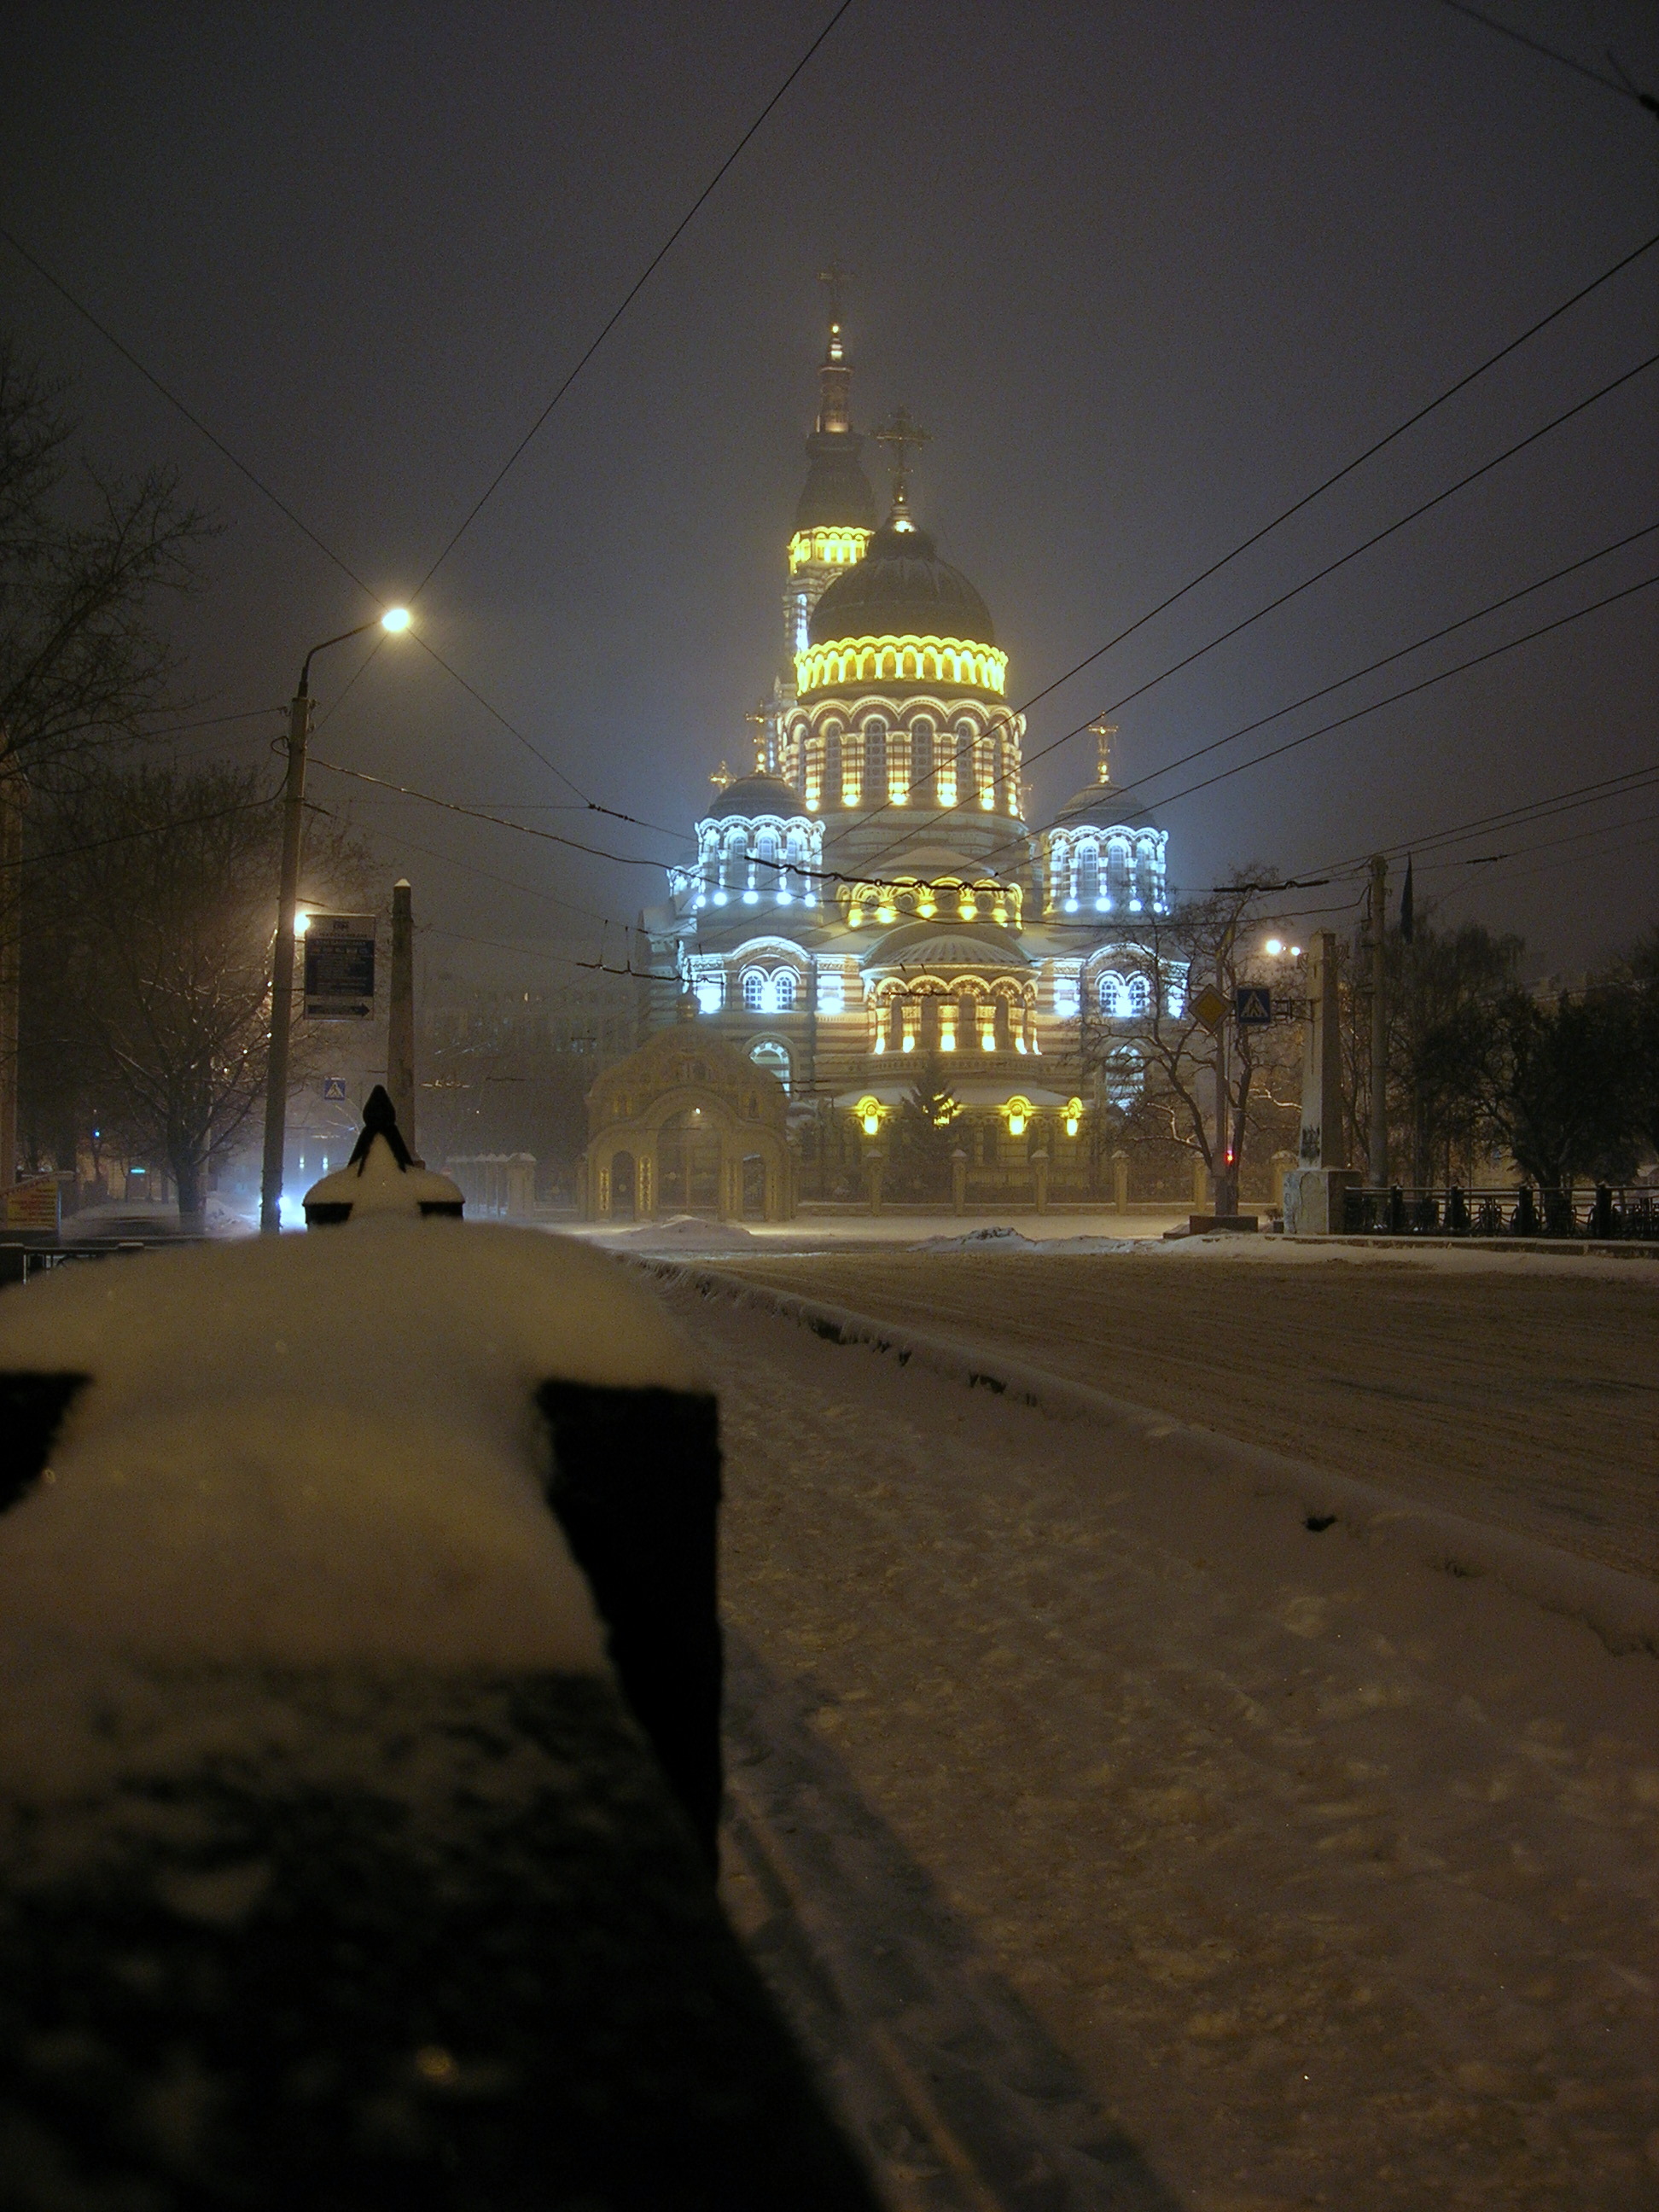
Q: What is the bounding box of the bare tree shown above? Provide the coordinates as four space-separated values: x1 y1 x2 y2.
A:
1080 877 1299 1210
25 764 372 1228
0 335 214 1181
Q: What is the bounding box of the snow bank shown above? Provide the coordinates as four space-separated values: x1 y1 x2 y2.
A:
912 1227 1162 1254
648 1259 1659 1659
606 1214 760 1251
910 1225 1038 1251
0 1225 711 1735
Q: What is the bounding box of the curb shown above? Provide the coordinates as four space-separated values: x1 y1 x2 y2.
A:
637 1256 1659 1661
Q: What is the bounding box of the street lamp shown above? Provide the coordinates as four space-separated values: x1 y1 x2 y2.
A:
259 608 410 1233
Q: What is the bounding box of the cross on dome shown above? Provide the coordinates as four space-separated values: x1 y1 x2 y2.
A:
1089 720 1117 785
818 259 853 361
874 406 930 530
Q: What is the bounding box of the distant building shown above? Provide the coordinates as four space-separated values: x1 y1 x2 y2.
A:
630 289 1179 1208
421 946 637 1201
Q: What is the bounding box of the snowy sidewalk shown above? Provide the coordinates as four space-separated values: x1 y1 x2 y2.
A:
677 1284 1659 2211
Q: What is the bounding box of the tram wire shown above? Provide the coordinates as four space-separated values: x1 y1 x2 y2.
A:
850 347 1659 882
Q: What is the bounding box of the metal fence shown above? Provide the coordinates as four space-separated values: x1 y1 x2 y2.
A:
1341 1185 1659 1242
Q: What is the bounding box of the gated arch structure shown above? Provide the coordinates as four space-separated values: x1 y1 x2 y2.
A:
579 998 793 1224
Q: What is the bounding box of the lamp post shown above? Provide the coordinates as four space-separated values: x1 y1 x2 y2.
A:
259 608 410 1233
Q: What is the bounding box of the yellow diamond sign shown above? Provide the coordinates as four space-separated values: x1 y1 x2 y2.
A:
1190 983 1229 1033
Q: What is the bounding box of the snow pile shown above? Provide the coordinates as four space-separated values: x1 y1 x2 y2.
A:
204 1196 255 1237
909 1227 1143 1254
911 1225 1038 1251
609 1214 760 1251
0 1225 710 1783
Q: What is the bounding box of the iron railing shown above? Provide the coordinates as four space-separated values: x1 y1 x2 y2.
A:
1341 1184 1658 1241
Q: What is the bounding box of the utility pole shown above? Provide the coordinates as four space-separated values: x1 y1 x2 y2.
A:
259 681 312 1233
0 748 24 1193
387 877 416 1159
1368 853 1388 1185
259 608 411 1233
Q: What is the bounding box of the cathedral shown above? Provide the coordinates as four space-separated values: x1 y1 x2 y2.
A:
586 288 1179 1217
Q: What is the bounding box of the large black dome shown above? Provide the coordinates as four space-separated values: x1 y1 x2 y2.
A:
808 519 995 648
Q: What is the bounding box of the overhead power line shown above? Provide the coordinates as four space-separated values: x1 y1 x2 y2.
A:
411 0 858 595
858 345 1659 880
961 519 1659 885
837 227 1659 869
1319 761 1659 876
307 755 668 869
1438 0 1659 116
1108 571 1659 824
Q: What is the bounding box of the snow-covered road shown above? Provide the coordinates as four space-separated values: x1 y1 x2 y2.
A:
671 1283 1659 2211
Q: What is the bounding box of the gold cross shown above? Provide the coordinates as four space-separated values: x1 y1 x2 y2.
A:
818 259 853 324
1089 720 1117 784
745 700 770 771
875 405 930 512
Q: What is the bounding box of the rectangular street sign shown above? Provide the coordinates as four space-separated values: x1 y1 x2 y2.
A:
303 914 376 1020
1234 984 1273 1026
2 1179 60 1231
321 1075 348 1101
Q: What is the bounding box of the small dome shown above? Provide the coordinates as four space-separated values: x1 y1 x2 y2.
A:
1052 781 1149 832
859 920 1033 972
809 519 994 648
705 771 809 821
795 430 876 533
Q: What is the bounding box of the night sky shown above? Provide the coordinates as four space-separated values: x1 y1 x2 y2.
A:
4 0 1656 975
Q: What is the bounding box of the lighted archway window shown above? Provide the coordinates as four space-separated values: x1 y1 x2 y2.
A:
773 969 797 1010
911 716 935 796
742 969 765 1010
955 721 977 799
749 1039 790 1092
1077 842 1099 904
1125 973 1151 1018
864 719 886 806
1097 971 1126 1017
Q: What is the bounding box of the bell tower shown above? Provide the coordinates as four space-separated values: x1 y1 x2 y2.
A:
781 264 876 684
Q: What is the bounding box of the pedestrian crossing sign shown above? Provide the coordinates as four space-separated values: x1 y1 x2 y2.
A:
1235 985 1273 1026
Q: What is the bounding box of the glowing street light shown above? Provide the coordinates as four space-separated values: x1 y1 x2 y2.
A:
259 606 413 1233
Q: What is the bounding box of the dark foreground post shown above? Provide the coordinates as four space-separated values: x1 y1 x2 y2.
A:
0 1220 879 2209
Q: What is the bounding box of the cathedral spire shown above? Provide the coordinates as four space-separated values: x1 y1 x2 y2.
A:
874 405 930 533
816 259 853 434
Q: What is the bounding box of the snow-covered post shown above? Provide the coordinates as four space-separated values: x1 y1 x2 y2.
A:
864 1146 885 1216
1031 1149 1050 1214
951 1147 968 1214
0 1223 876 2199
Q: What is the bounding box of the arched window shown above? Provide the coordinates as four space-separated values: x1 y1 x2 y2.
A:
742 969 765 1011
1125 973 1151 1019
911 717 935 797
863 719 886 806
824 725 843 807
803 735 824 810
1107 839 1131 902
1077 841 1100 904
773 969 797 1010
749 1039 790 1092
1097 971 1126 1017
955 720 977 800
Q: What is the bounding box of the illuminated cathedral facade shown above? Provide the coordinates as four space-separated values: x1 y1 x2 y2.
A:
626 288 1178 1208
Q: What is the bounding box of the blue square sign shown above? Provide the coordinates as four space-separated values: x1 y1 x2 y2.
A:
322 1076 349 1102
1234 984 1273 1026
